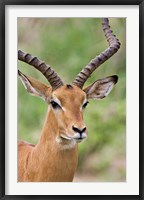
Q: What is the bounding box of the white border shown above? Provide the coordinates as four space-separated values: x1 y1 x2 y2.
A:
5 5 139 195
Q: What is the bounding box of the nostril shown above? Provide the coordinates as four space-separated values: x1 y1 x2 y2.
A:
72 126 79 133
72 126 86 134
82 127 86 133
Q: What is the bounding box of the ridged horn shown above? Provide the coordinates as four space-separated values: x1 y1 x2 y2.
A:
72 18 121 88
18 50 64 90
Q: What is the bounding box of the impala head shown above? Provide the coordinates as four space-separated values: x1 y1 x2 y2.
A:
18 18 120 145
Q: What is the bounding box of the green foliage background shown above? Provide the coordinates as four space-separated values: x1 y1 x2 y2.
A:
18 18 126 182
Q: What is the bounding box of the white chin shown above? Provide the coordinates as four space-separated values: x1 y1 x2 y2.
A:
75 139 83 143
56 136 77 150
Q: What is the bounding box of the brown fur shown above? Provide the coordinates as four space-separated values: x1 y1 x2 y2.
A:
18 85 85 182
18 73 117 182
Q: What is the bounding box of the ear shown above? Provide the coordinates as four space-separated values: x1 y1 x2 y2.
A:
83 75 118 99
18 70 52 102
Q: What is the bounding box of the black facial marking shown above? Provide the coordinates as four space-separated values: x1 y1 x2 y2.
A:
66 84 73 89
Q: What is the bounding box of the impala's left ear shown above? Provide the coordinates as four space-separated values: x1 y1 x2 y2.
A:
83 75 118 99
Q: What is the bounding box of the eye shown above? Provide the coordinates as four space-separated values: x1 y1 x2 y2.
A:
50 101 61 109
82 101 89 109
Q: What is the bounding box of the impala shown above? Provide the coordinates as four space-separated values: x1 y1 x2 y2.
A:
18 18 121 182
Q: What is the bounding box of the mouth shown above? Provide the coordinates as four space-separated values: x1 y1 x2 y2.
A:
60 134 86 143
60 134 72 141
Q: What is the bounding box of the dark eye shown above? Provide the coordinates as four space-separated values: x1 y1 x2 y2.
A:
50 101 61 109
82 101 89 109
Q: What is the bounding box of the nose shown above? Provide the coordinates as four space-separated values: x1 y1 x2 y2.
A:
72 125 87 140
72 125 86 134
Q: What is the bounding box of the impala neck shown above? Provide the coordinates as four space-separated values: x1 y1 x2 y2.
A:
39 108 59 144
31 107 78 181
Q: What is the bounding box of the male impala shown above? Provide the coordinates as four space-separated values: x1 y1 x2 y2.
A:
18 18 121 182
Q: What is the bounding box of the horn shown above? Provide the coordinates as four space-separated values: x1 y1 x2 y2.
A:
18 50 64 90
72 18 121 88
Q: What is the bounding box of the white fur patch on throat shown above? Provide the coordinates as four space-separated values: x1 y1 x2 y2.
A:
56 136 76 150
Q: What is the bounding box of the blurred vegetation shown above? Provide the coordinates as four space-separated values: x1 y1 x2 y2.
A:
18 18 126 182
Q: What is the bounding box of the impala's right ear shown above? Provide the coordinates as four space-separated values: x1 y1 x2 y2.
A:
18 70 52 102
